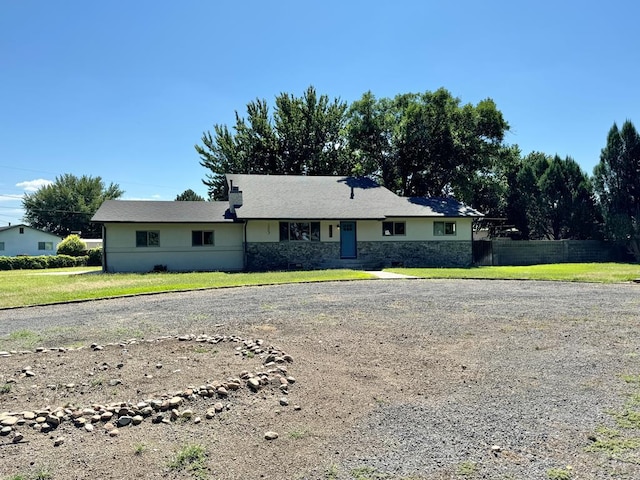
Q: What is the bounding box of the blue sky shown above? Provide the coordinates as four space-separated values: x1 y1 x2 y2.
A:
1 0 639 226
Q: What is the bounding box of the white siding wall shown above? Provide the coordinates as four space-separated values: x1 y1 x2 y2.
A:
0 227 61 256
81 239 103 250
358 218 473 241
103 223 244 272
246 220 342 243
246 218 473 243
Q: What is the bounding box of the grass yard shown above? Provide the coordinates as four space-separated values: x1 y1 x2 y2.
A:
0 268 373 308
389 262 640 283
0 263 638 309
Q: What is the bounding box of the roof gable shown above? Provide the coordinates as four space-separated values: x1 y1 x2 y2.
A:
0 224 62 239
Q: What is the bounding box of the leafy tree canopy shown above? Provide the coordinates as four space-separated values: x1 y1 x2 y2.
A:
347 88 509 198
196 86 349 200
22 174 123 238
175 189 205 201
503 153 599 240
593 120 640 259
195 85 612 242
197 86 509 200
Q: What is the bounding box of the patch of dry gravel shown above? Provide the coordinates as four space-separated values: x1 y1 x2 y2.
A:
0 279 639 479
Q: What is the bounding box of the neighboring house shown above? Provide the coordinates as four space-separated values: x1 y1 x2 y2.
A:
0 224 62 257
80 238 103 250
91 174 483 273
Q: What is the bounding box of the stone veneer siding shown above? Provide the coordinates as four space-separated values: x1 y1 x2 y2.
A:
246 241 472 271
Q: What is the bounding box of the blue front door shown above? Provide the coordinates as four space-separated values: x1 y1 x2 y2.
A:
340 221 357 259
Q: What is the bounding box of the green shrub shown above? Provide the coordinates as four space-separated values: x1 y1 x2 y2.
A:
0 254 88 270
0 256 14 270
46 255 78 268
74 255 89 267
13 256 46 269
87 247 102 266
57 234 87 257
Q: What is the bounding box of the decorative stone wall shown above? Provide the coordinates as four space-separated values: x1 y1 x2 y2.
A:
357 241 473 268
246 241 473 271
246 242 340 271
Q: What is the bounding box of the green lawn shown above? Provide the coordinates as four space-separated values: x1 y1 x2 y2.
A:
0 263 638 309
0 268 374 308
388 262 640 283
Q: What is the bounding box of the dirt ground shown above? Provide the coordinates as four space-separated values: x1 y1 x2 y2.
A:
1 279 640 479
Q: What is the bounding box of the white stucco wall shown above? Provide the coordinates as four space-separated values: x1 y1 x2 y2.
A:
103 223 244 272
0 226 61 257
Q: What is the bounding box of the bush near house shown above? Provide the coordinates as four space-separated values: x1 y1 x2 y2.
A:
57 234 87 256
87 247 102 266
0 255 89 271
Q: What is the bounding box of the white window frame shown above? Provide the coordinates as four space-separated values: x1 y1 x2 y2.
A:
382 221 406 236
434 221 456 236
192 230 214 246
136 231 160 247
38 241 53 250
279 222 321 242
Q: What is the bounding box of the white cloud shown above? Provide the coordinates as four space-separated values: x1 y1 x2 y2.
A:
123 194 165 201
16 178 53 192
0 193 24 202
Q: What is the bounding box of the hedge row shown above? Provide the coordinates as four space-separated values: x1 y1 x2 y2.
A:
0 248 102 271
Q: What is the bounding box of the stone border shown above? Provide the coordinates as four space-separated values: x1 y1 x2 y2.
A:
0 334 298 446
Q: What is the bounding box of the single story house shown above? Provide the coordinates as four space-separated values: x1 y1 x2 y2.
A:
0 224 62 257
91 174 483 273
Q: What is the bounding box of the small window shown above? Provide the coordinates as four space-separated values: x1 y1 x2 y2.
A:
136 231 160 247
382 221 406 236
434 221 456 236
38 242 53 250
0 242 4 251
19 227 24 234
192 230 214 246
279 222 321 241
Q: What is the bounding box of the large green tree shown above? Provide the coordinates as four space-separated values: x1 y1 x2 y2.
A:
505 155 543 239
196 86 349 199
593 120 640 260
175 189 205 201
504 153 599 240
346 88 509 197
537 155 599 240
345 91 398 189
464 145 521 219
274 86 349 175
22 174 123 238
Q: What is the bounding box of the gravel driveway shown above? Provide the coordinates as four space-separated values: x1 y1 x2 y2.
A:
1 279 640 479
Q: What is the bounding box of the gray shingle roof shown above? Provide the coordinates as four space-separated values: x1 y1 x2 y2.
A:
91 201 233 223
91 176 483 224
387 197 484 218
226 174 483 219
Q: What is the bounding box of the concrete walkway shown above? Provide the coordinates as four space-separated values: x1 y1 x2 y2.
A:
366 271 418 279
